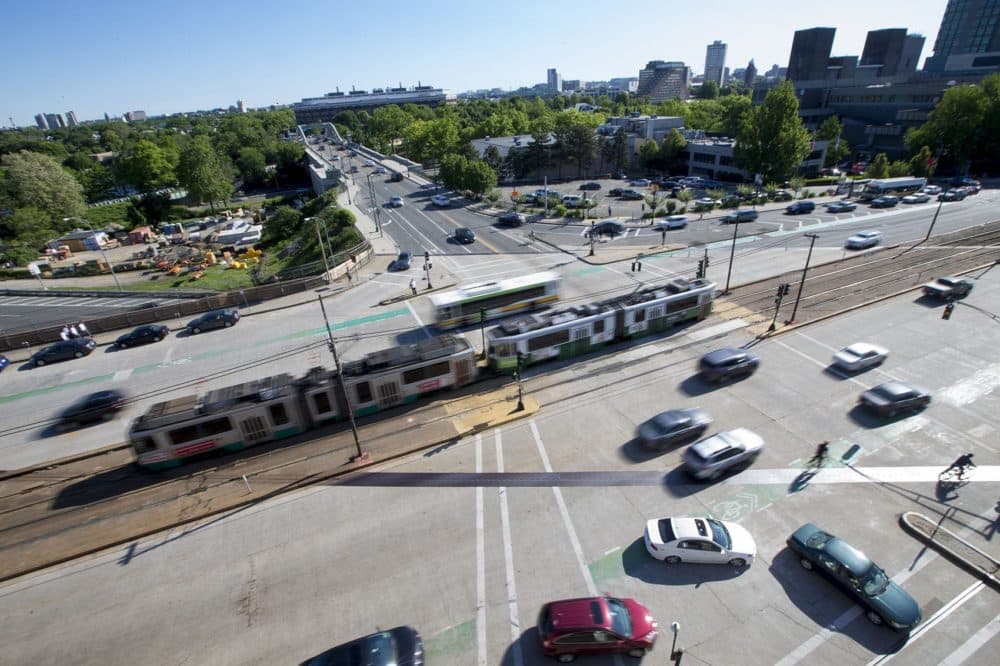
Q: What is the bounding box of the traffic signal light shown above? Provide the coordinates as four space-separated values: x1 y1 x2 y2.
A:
942 302 955 320
781 283 791 296
696 259 705 279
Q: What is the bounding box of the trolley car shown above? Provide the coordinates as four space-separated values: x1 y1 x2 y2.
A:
130 334 477 469
429 271 561 329
486 278 716 372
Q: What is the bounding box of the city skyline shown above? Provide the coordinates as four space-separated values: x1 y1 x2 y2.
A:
2 0 950 127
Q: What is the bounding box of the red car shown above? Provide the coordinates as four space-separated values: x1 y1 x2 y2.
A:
537 596 658 662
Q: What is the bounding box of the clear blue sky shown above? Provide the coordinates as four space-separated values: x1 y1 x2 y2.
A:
1 0 949 127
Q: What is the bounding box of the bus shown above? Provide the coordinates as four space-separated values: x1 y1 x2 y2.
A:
858 177 927 201
430 271 561 329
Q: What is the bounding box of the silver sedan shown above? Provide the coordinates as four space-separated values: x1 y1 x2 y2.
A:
832 342 889 372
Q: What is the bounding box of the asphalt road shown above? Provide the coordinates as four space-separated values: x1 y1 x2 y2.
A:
2 268 997 665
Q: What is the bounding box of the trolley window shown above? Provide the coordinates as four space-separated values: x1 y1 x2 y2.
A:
666 295 699 313
528 329 570 351
356 381 372 403
594 318 605 334
168 425 200 446
312 391 332 414
269 403 290 426
202 417 232 437
457 285 548 317
403 360 451 384
634 309 646 323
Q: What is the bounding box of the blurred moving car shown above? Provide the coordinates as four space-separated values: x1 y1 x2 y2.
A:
869 195 899 208
902 193 931 204
579 181 602 190
721 209 758 223
373 165 386 174
643 516 756 567
454 227 476 244
185 309 239 334
938 189 967 201
58 389 126 427
0 354 9 373
785 200 815 214
498 211 527 226
699 348 759 383
431 194 450 206
922 275 974 299
587 220 626 237
618 189 644 200
859 381 931 416
629 178 651 187
389 171 404 182
302 626 423 666
388 196 404 207
682 428 764 480
393 250 412 271
844 230 883 250
652 215 688 230
637 408 712 449
922 184 942 195
537 596 658 661
31 338 97 366
116 324 170 349
832 343 889 372
825 201 857 213
786 523 921 631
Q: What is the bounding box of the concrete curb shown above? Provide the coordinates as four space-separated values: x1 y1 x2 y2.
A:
900 511 1000 589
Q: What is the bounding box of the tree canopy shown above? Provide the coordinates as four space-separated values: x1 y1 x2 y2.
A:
734 81 811 182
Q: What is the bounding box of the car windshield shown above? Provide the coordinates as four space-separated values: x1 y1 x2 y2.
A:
860 564 890 597
605 598 633 637
651 413 684 434
706 519 731 548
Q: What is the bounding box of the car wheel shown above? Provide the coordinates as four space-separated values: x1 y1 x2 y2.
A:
799 558 814 571
709 468 725 481
558 654 576 663
665 555 682 564
35 358 46 366
866 610 885 626
224 321 233 328
152 336 161 342
101 412 114 422
729 557 747 567
192 327 202 334
627 648 646 658
74 351 84 358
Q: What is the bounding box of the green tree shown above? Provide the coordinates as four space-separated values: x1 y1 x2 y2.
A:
734 81 811 182
0 207 58 265
909 145 936 178
439 154 468 191
697 81 720 99
602 128 628 174
369 105 411 154
866 153 890 178
236 147 267 185
1 150 86 221
178 136 232 207
888 160 911 177
482 145 503 174
263 205 303 242
638 139 660 171
464 160 497 197
119 139 175 192
905 83 987 174
815 116 850 167
719 95 752 136
660 129 688 173
554 113 597 177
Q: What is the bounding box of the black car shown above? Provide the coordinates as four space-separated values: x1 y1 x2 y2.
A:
608 187 625 197
302 626 423 666
699 348 760 383
579 181 602 191
0 354 9 373
497 211 526 226
618 189 644 200
454 227 476 243
116 324 170 349
787 523 921 631
869 195 899 208
185 309 240 334
826 201 857 213
31 338 97 366
859 381 931 416
938 188 967 201
588 220 626 237
394 250 412 271
58 389 127 427
785 200 815 214
637 408 712 449
389 171 404 182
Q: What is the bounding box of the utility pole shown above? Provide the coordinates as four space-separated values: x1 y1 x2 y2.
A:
786 233 819 325
423 251 433 289
308 217 331 282
768 283 791 331
588 221 595 256
480 308 487 359
723 218 741 294
317 294 367 463
924 199 944 242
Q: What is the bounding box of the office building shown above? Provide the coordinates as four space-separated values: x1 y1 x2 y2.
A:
125 110 147 122
787 27 837 82
704 40 727 86
609 77 639 93
924 0 1000 71
44 113 64 129
65 111 78 127
237 100 247 113
562 79 581 92
547 68 562 92
34 113 47 129
744 60 758 87
292 85 448 124
861 28 924 76
637 61 691 103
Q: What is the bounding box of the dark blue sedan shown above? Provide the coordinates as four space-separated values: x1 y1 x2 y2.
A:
0 354 9 373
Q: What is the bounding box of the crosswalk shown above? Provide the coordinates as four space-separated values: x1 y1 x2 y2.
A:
0 295 182 309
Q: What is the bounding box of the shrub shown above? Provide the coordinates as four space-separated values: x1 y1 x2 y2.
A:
553 204 567 218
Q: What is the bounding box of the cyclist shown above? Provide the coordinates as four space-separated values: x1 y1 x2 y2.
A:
810 441 830 468
948 453 976 479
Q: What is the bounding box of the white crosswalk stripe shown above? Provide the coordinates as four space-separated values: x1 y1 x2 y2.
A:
0 296 180 309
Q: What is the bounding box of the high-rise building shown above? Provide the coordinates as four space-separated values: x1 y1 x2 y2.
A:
787 27 837 82
547 68 562 92
637 61 690 102
861 28 924 77
744 60 758 87
924 0 1000 71
65 111 78 127
704 40 727 86
34 113 47 129
44 113 64 129
237 100 247 113
125 110 147 122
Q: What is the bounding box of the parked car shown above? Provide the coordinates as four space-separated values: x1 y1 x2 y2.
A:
185 309 240 334
394 250 412 271
637 408 712 449
561 194 585 208
31 338 97 366
902 193 931 204
785 200 815 214
587 219 626 237
537 596 658 661
826 201 857 213
497 211 526 226
719 194 742 208
431 194 451 206
57 389 127 427
786 523 921 631
869 195 899 208
859 381 931 416
950 176 981 190
771 189 794 202
579 181 602 191
373 166 386 174
699 348 759 383
608 187 625 197
652 215 688 230
922 185 942 195
387 196 404 208
832 342 889 372
454 227 476 244
629 178 651 187
302 626 423 666
618 189 644 200
694 197 718 208
115 324 170 349
938 189 967 201
682 428 764 481
721 209 758 224
0 354 8 373
922 276 974 299
644 516 756 567
844 230 883 250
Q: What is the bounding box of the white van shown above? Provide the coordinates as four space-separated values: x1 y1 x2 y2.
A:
561 194 585 208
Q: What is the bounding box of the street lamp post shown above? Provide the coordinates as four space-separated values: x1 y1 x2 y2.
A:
723 218 741 294
924 198 945 242
670 622 683 664
307 217 331 282
786 232 819 325
64 217 123 293
317 294 367 463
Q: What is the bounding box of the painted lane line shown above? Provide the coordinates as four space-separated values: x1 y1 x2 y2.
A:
112 369 133 382
475 434 487 666
937 612 1000 666
530 420 598 596
495 430 523 666
866 581 987 666
405 300 434 339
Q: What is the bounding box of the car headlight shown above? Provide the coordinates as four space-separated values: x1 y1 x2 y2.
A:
642 630 659 643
